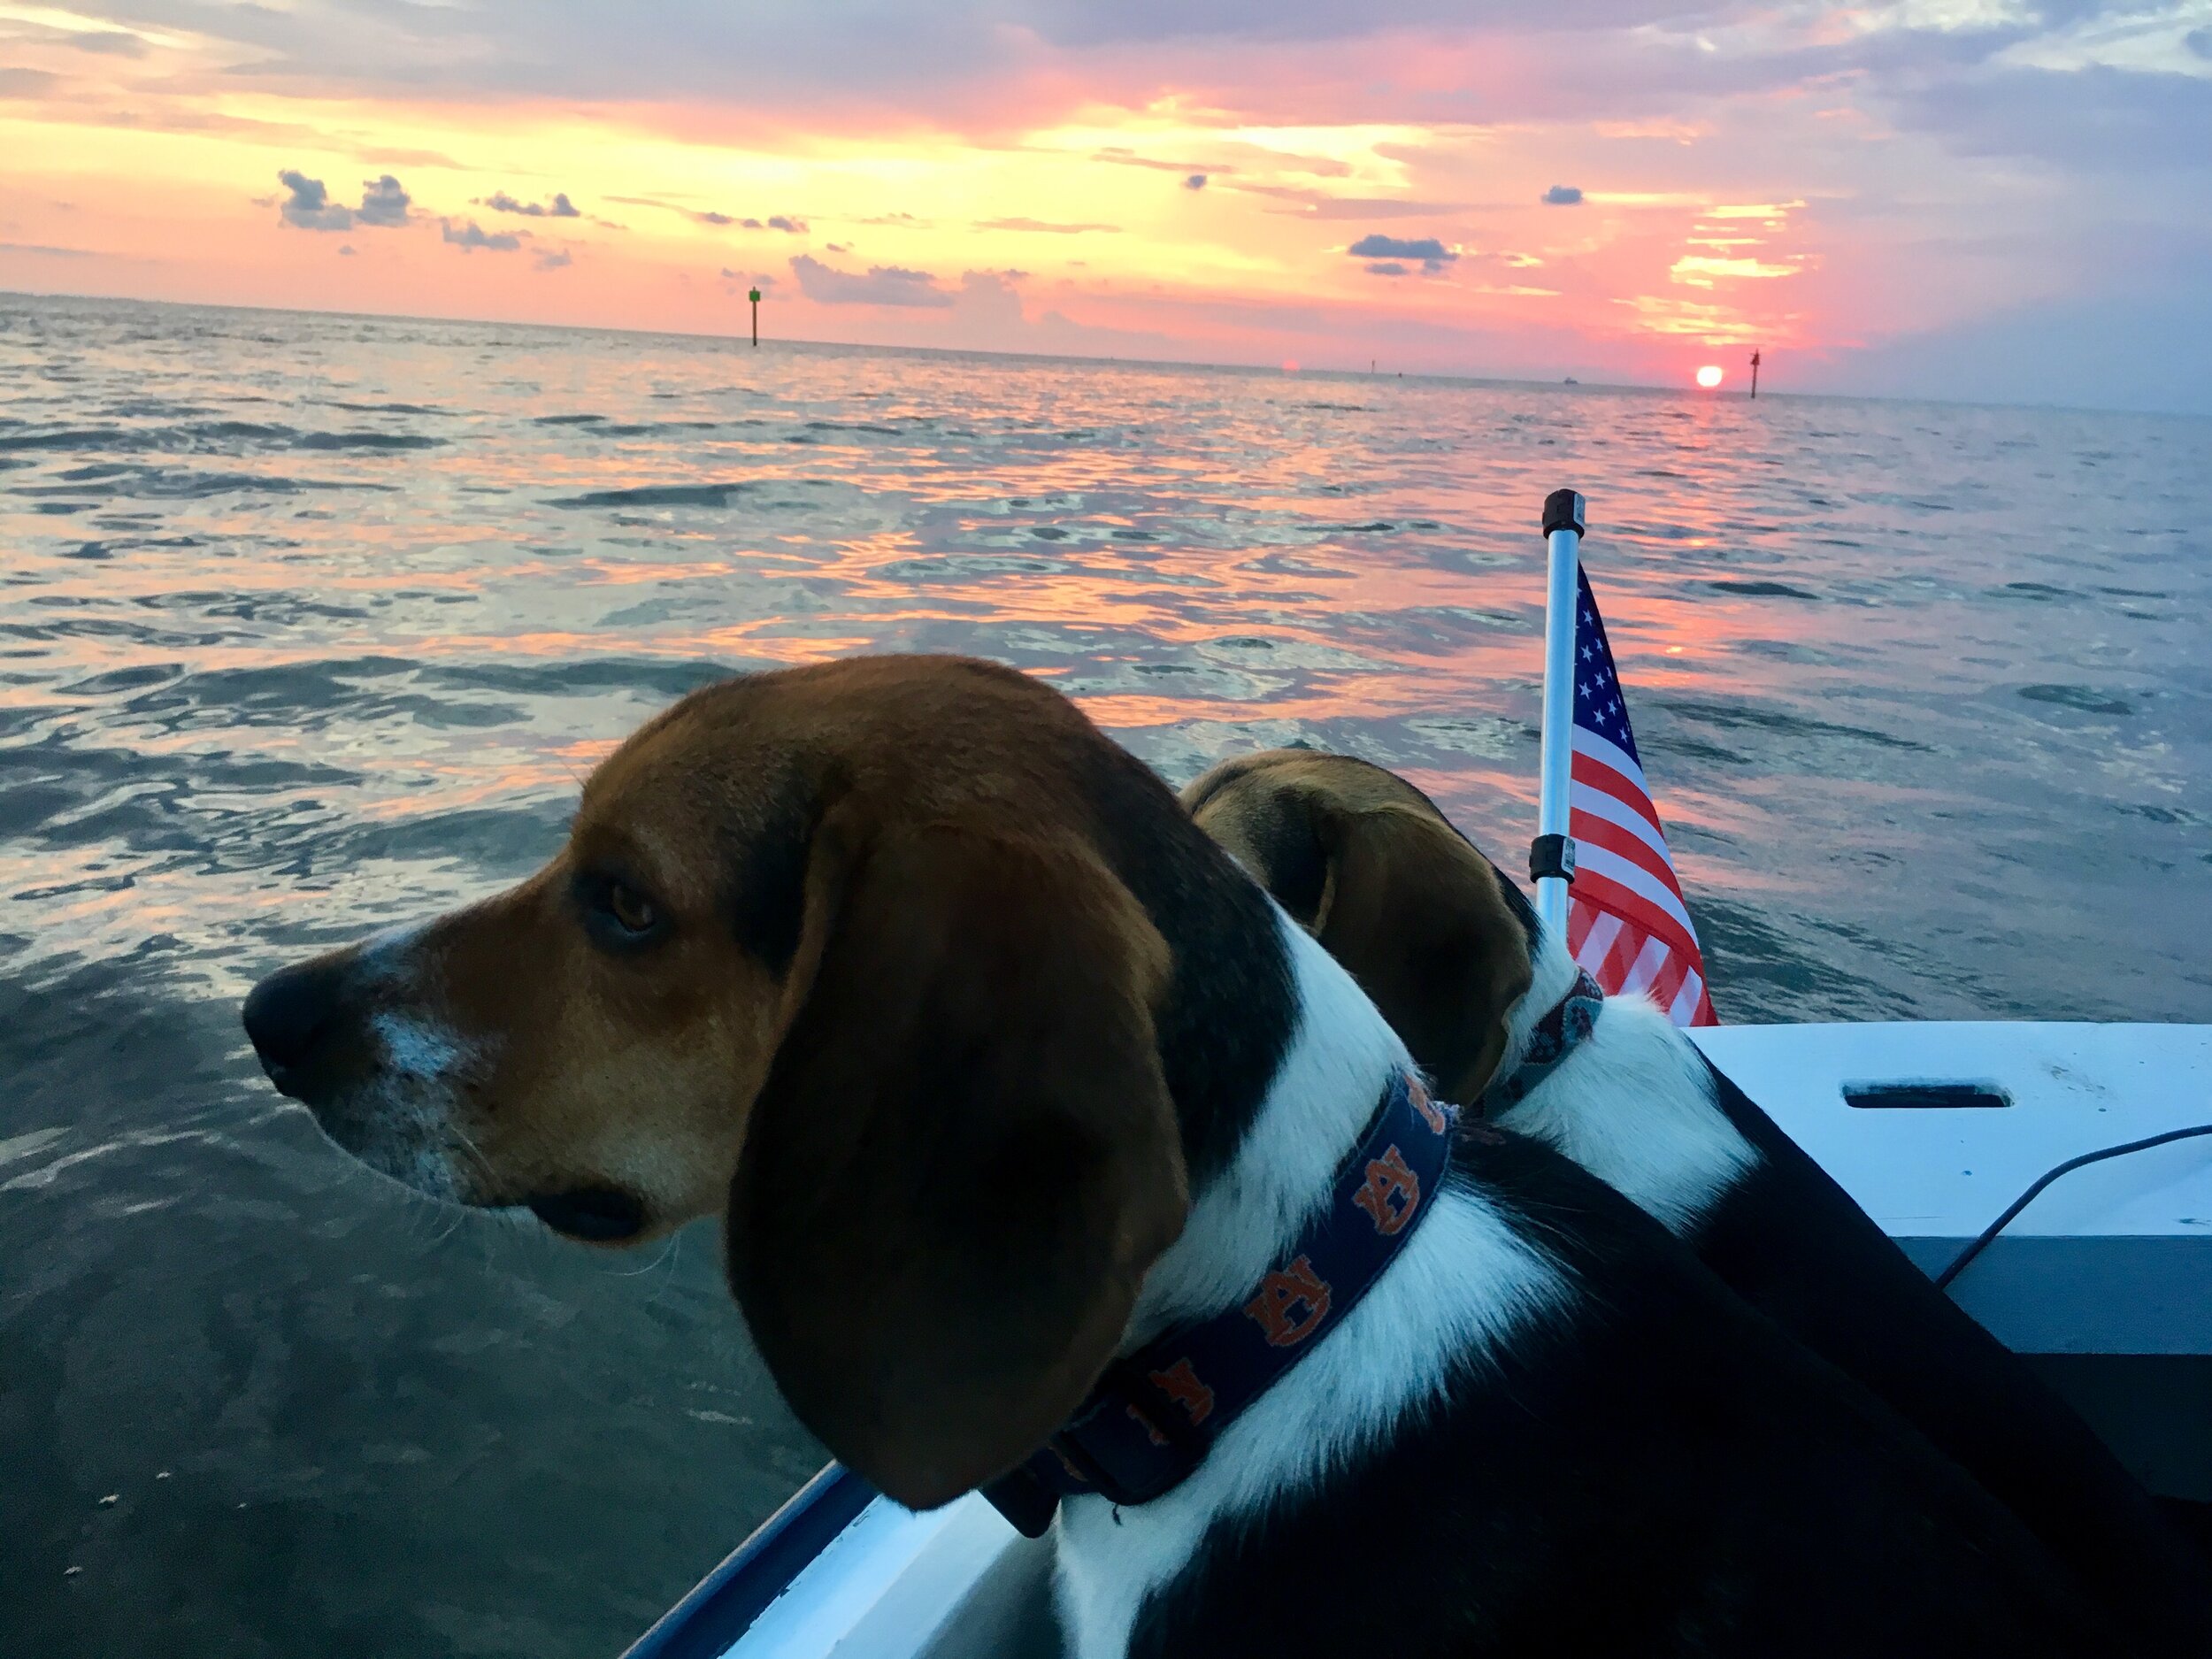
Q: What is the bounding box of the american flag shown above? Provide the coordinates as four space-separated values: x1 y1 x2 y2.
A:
1565 566 1718 1026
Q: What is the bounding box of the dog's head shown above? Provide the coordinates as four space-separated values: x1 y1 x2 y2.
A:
243 655 1200 1508
1182 749 1539 1105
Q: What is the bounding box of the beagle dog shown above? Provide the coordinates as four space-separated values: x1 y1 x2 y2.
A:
245 658 2126 1659
1184 747 2212 1654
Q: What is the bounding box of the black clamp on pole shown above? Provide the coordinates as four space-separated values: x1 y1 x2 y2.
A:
1529 833 1577 885
1542 488 1586 539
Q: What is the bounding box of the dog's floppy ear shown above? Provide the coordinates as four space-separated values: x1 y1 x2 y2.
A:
1308 803 1535 1104
726 818 1187 1510
1188 757 1534 1105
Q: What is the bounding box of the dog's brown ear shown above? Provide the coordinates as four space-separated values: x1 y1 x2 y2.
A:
1188 755 1535 1105
726 821 1187 1510
1309 803 1535 1104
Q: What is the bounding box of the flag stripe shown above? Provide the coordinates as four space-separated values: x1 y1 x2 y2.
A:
1573 870 1704 973
1571 909 1623 975
1570 726 1653 804
1569 848 1702 956
1600 920 1644 989
1619 933 1671 996
1669 970 1709 1026
1571 810 1690 902
1569 768 1676 862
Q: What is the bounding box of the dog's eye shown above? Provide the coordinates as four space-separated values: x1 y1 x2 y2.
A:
604 882 657 934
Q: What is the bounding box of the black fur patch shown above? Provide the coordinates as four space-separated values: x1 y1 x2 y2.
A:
721 778 820 978
1240 798 1329 928
1487 857 1543 949
1076 740 1300 1187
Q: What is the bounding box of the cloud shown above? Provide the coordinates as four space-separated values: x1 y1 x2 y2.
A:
1095 149 1231 174
1542 184 1584 205
1346 234 1449 260
338 244 357 257
789 253 951 307
1233 183 1463 219
68 30 146 57
277 171 355 231
534 247 572 270
1364 260 1409 276
1185 173 1208 189
442 219 522 252
1890 64 2212 172
2189 27 2211 59
721 268 775 288
1347 233 1456 273
608 195 730 227
607 196 806 230
0 67 59 97
482 190 580 218
973 217 1120 233
277 170 410 231
0 0 2162 143
825 240 850 251
0 242 96 257
1808 279 2212 419
950 267 1025 326
356 174 411 227
360 146 459 168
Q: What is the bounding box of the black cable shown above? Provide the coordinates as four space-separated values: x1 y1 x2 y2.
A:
1934 1122 2212 1292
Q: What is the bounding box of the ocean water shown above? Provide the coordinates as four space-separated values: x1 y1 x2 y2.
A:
2 291 2208 1656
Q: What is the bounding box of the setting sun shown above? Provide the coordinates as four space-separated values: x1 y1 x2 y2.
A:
1695 365 1725 388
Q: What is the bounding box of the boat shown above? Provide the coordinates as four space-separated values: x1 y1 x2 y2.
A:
621 490 2212 1659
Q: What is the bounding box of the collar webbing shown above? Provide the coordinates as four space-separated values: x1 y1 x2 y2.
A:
1478 967 1605 1118
982 1070 1457 1537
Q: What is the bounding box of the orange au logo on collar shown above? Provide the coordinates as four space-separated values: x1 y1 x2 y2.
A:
1407 1075 1448 1135
1244 1255 1333 1347
1353 1144 1422 1237
1148 1357 1216 1426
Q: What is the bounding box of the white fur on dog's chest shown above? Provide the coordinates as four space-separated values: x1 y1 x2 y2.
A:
1050 916 1570 1659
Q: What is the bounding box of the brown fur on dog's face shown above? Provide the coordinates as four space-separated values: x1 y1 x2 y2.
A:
1183 750 1538 1105
243 655 1194 1506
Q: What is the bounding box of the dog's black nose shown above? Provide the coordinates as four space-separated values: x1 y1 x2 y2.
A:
242 958 350 1086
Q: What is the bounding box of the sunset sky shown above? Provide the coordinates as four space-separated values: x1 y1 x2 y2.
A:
4 0 2208 413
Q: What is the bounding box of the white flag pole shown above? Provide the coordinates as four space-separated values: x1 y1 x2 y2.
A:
1532 488 1585 936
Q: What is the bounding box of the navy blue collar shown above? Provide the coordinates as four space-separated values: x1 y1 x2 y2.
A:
1478 968 1604 1118
983 1070 1457 1538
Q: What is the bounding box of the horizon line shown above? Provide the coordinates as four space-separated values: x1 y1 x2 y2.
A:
4 283 2202 426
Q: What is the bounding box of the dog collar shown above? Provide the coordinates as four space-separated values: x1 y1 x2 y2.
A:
1478 968 1604 1118
982 1070 1457 1538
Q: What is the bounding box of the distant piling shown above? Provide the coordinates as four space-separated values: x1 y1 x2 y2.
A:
1749 348 1761 399
749 288 762 348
